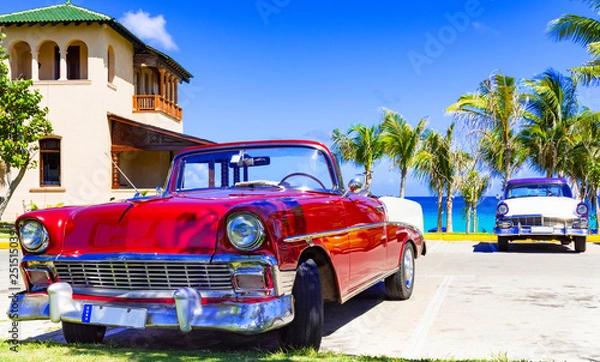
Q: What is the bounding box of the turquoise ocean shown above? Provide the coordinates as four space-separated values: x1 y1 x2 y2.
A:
407 196 499 233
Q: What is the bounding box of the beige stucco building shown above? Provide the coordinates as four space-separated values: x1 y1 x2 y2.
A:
0 2 212 221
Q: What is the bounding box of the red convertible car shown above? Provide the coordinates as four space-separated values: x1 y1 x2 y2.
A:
11 140 426 349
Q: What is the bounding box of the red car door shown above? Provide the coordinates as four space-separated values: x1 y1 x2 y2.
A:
341 195 387 290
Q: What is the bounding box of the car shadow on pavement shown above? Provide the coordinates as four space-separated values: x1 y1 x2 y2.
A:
22 329 64 343
473 242 577 254
322 283 385 337
21 284 386 351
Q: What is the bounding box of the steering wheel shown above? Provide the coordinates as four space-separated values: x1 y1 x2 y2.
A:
280 172 326 189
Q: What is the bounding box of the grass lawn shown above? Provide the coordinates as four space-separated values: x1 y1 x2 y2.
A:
0 341 514 362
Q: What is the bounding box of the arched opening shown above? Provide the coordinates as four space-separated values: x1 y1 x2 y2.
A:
9 41 32 80
107 45 115 83
67 40 88 80
38 40 60 80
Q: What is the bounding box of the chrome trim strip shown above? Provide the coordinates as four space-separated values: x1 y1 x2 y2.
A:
24 254 279 267
340 267 398 304
70 288 234 299
388 221 425 242
283 222 387 243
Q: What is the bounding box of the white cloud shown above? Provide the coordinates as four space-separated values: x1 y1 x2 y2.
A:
472 21 500 37
120 10 178 51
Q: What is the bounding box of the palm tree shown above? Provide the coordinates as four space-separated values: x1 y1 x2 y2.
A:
441 124 470 233
381 109 428 198
447 73 527 188
332 123 384 191
568 107 600 201
414 129 447 232
458 170 490 234
519 69 579 177
547 1 600 85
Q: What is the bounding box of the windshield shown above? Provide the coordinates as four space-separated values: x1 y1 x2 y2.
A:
175 145 336 192
504 183 572 199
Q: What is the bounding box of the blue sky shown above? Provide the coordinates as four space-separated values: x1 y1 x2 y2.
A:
2 0 600 196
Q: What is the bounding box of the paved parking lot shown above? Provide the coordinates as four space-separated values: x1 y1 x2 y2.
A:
1 241 599 361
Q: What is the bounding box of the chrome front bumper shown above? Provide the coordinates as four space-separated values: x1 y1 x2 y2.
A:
494 227 588 237
9 283 294 334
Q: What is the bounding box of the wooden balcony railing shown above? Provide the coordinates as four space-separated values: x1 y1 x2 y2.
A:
133 95 183 121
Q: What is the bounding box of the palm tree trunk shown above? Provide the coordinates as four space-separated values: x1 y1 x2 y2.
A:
580 181 587 201
364 167 372 192
400 168 407 198
473 205 478 233
504 146 512 188
445 185 453 233
466 205 472 234
437 183 443 232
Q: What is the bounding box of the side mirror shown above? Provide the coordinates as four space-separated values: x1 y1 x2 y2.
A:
348 177 364 193
156 186 164 196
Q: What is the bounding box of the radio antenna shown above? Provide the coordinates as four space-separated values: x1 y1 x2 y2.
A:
105 153 140 195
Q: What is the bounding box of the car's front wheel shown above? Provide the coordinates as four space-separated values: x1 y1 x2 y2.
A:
384 243 415 300
574 236 586 253
62 321 106 344
497 236 509 252
278 258 323 350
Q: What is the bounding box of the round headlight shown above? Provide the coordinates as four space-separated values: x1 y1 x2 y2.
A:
226 213 265 251
497 203 509 216
19 220 49 253
576 203 588 216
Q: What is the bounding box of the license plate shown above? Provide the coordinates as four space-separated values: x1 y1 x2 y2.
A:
82 304 147 329
531 226 553 234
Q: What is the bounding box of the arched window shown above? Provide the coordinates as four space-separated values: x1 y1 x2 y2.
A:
107 45 115 83
38 41 59 81
40 138 61 186
67 40 88 80
9 41 32 80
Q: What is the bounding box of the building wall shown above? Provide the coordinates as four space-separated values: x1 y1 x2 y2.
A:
0 24 184 221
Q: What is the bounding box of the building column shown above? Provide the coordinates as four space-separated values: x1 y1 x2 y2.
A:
166 75 171 102
158 68 165 99
31 51 39 81
111 151 120 189
174 79 179 105
170 75 175 102
59 50 68 80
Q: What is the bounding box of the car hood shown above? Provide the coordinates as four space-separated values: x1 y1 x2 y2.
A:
502 197 581 218
58 188 333 255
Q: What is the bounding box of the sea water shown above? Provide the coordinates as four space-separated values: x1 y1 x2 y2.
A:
406 196 499 233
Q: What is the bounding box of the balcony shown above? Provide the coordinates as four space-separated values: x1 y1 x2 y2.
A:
133 95 182 121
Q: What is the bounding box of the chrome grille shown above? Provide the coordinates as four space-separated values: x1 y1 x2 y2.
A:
506 216 578 227
54 261 233 290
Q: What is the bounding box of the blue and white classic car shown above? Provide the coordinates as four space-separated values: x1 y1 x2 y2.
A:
494 178 588 252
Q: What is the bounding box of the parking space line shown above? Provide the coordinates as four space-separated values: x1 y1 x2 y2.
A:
401 275 453 359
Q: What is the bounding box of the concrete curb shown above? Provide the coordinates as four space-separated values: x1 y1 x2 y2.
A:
424 233 600 242
0 241 18 249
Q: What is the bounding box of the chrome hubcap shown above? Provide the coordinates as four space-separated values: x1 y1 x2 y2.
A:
403 248 414 289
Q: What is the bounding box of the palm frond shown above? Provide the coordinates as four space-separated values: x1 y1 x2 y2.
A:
547 14 600 45
579 0 600 12
570 60 600 85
